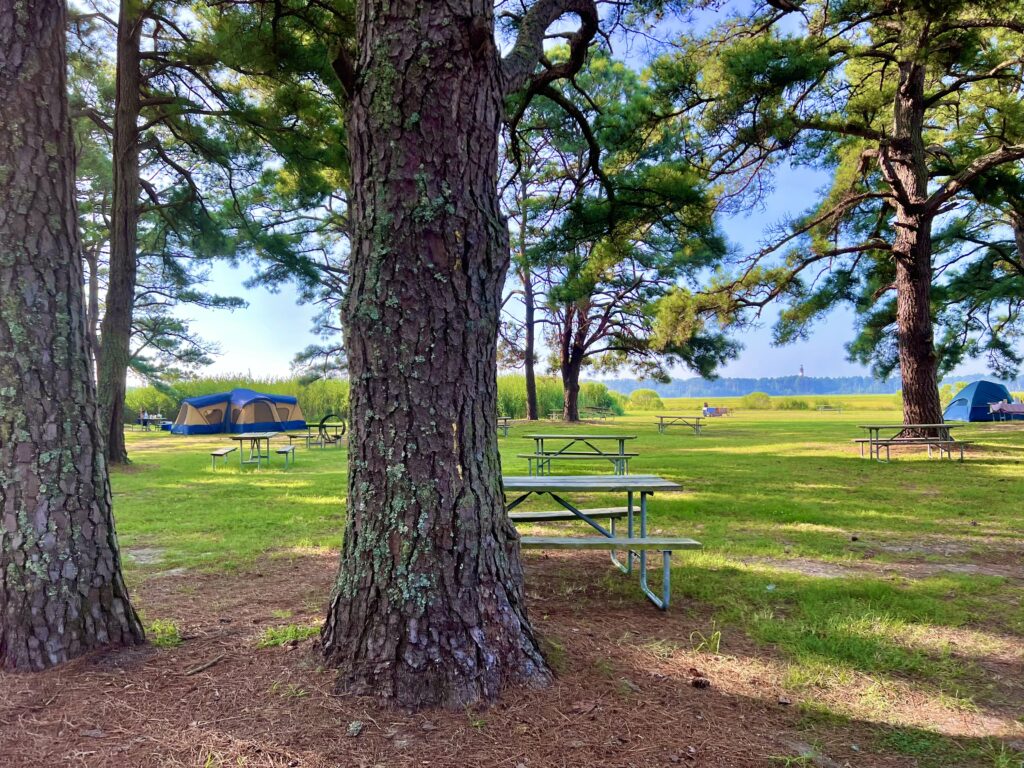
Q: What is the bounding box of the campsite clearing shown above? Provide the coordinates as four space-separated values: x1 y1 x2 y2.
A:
3 404 1022 767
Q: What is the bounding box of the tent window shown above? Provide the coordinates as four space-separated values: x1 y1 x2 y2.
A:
276 405 291 420
204 408 223 425
232 408 241 422
253 401 275 423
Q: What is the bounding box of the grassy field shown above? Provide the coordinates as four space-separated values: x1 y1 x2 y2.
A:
109 399 1024 767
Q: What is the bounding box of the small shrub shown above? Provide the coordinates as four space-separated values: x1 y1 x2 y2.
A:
579 381 626 415
775 397 810 411
148 619 183 648
628 388 664 411
257 623 320 648
740 391 772 409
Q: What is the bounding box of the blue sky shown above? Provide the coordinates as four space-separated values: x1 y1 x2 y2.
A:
182 162 881 381
178 4 1000 383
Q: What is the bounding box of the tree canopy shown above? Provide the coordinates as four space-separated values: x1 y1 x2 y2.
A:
654 0 1024 421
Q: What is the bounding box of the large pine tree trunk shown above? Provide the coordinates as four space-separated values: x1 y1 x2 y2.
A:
887 62 943 425
96 0 143 464
0 0 145 671
321 0 549 708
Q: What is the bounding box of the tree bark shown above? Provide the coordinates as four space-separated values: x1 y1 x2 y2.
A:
884 62 943 425
1010 210 1024 261
0 0 145 670
321 0 550 708
96 0 144 465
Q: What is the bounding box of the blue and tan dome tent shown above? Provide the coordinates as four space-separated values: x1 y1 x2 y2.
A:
942 380 1015 422
170 388 306 435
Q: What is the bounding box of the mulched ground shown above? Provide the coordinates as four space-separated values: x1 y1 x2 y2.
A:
0 553 990 767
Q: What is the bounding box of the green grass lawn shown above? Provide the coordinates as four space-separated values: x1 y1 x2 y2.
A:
114 402 1024 766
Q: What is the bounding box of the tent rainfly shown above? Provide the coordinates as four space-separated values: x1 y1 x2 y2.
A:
170 388 306 435
942 380 1014 423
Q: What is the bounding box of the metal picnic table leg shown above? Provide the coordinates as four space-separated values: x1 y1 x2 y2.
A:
635 491 670 609
611 491 634 574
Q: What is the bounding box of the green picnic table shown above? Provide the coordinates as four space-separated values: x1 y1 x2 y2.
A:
655 414 704 435
496 415 512 437
503 474 698 609
855 423 965 461
228 432 279 468
519 433 637 475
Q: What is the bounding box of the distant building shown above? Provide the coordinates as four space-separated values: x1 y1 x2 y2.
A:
799 365 805 378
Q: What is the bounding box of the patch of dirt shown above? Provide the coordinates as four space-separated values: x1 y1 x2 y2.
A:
123 547 166 565
0 552 1020 767
109 462 162 475
743 555 1024 583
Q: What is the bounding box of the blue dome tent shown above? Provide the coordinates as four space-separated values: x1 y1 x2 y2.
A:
170 388 306 434
942 380 1014 422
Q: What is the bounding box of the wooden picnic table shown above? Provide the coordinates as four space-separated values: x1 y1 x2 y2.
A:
521 433 637 475
816 405 843 413
855 423 962 461
496 415 512 437
228 432 279 468
502 474 689 608
655 414 704 435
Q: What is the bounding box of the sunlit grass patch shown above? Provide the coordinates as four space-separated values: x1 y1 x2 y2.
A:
256 623 320 648
147 619 183 648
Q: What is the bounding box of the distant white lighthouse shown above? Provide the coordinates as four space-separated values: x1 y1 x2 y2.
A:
799 365 805 378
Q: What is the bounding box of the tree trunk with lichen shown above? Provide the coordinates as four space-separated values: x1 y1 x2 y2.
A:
0 0 145 670
885 62 943 426
320 0 550 708
96 0 144 465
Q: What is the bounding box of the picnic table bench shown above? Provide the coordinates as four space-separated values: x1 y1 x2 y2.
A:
275 444 296 468
655 414 704 435
509 506 628 523
816 405 843 413
519 434 637 476
209 446 236 469
854 423 966 461
496 415 512 437
504 474 700 609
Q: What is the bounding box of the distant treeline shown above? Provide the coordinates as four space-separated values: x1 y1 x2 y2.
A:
125 374 626 422
599 373 1024 398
